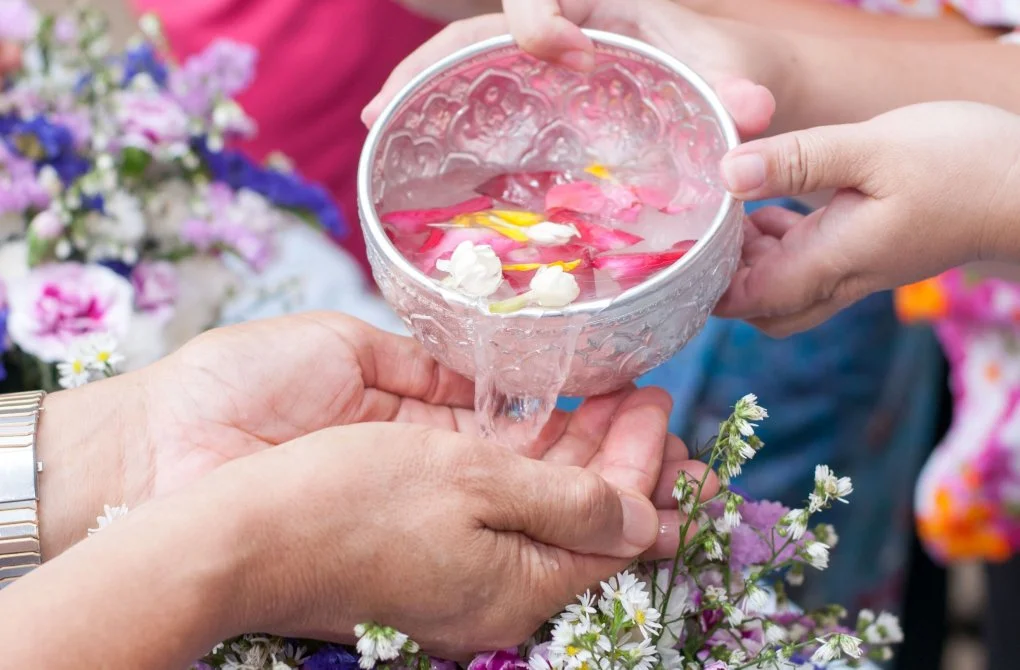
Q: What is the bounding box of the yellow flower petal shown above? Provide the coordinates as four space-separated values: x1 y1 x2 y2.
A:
477 220 531 242
488 210 546 227
584 163 613 180
502 259 581 272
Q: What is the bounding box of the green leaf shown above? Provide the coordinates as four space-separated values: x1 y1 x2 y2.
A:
26 232 51 268
120 147 152 178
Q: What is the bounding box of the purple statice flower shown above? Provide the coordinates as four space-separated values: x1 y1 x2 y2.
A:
302 645 360 670
0 0 38 42
0 143 50 215
131 261 178 313
717 500 811 571
468 649 529 670
121 43 169 88
170 38 256 117
200 145 345 237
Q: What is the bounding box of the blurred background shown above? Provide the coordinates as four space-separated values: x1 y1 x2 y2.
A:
29 1 992 668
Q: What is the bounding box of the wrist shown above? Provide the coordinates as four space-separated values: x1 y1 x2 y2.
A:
0 482 251 668
35 373 148 558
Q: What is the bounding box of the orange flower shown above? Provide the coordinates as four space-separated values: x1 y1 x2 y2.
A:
894 278 949 324
918 487 1012 562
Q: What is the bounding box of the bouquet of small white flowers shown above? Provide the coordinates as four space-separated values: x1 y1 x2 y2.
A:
0 1 344 393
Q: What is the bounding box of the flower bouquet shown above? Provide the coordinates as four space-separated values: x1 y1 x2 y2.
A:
174 396 899 670
0 0 344 392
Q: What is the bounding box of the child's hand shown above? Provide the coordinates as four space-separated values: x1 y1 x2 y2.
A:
715 101 1020 336
363 0 777 138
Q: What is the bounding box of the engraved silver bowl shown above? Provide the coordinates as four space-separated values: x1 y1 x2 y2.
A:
358 30 742 398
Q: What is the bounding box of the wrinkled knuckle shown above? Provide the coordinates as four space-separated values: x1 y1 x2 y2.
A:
780 132 816 194
572 468 616 524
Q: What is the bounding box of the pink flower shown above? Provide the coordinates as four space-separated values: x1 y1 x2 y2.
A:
114 90 191 155
131 261 178 313
6 263 133 362
467 649 529 670
0 0 38 42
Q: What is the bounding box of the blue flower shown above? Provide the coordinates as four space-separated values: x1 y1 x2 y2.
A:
0 115 90 183
199 143 346 238
121 43 169 88
302 645 360 670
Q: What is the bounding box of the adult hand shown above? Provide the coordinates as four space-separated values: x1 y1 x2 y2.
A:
40 312 715 556
3 421 670 667
714 101 1020 336
363 0 778 137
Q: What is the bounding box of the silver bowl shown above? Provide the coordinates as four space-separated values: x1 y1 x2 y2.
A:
358 30 742 398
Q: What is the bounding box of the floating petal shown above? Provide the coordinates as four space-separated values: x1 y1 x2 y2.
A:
592 243 696 288
381 195 494 234
547 209 643 252
475 171 570 210
546 181 642 222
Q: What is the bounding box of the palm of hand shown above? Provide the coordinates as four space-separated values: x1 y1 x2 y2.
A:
134 313 698 520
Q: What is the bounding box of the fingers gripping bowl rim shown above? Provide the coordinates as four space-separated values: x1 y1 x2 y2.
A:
358 30 743 396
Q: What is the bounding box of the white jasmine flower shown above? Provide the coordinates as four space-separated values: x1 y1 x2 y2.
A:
804 541 830 570
778 508 809 541
529 264 581 307
525 221 579 246
88 504 129 536
436 241 504 298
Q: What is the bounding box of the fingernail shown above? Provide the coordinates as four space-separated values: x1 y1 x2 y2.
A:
559 49 596 71
721 153 766 194
620 491 658 553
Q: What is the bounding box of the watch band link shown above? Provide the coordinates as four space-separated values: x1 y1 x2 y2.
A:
0 391 45 589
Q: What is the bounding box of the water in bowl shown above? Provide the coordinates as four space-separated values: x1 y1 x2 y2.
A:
379 163 719 450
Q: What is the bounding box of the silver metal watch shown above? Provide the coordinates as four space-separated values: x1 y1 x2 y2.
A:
0 391 45 589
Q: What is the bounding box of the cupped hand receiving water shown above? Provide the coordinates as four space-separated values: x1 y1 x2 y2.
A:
715 101 1020 336
363 0 777 138
43 312 715 559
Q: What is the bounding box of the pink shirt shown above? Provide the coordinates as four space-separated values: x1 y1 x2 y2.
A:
130 0 442 274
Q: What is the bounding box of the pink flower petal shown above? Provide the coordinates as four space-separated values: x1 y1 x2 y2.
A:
381 195 494 234
413 227 524 272
475 171 570 210
546 181 642 222
592 244 695 289
547 209 643 252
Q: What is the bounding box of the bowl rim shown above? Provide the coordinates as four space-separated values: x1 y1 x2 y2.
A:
358 29 741 319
